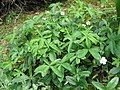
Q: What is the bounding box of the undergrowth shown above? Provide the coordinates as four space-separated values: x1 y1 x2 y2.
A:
0 0 120 90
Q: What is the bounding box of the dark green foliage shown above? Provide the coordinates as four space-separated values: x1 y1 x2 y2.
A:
116 0 120 24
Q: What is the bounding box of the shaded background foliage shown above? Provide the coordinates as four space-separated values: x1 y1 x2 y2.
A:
0 0 66 20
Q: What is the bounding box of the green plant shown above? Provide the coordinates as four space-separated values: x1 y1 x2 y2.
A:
92 77 119 90
116 0 120 24
116 0 120 34
100 0 108 4
0 0 120 90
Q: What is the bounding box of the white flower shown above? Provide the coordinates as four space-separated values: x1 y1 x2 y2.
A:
35 12 39 15
100 57 107 65
42 17 46 20
46 11 50 13
37 25 42 28
82 24 86 27
86 21 91 25
61 11 65 16
101 5 104 8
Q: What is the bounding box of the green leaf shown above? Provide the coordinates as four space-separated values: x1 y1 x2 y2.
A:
89 47 101 60
70 56 76 62
100 0 108 4
61 53 74 63
12 75 29 83
79 36 86 43
68 41 72 53
92 81 105 90
50 60 58 66
66 76 76 85
109 41 114 54
107 77 119 90
33 15 41 23
49 42 61 52
49 52 56 61
32 83 38 90
86 38 91 48
112 58 120 67
76 49 88 59
58 65 64 78
114 45 120 58
86 6 94 17
58 77 64 83
76 58 80 64
34 65 49 77
2 61 13 70
109 67 120 74
0 69 3 77
88 34 98 44
51 66 64 78
62 63 73 73
39 38 45 49
80 71 91 77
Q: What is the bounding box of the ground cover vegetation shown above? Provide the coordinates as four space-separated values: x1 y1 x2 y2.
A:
0 0 120 90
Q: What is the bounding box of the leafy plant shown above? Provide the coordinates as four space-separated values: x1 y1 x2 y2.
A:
92 77 119 90
116 0 120 24
0 0 120 90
